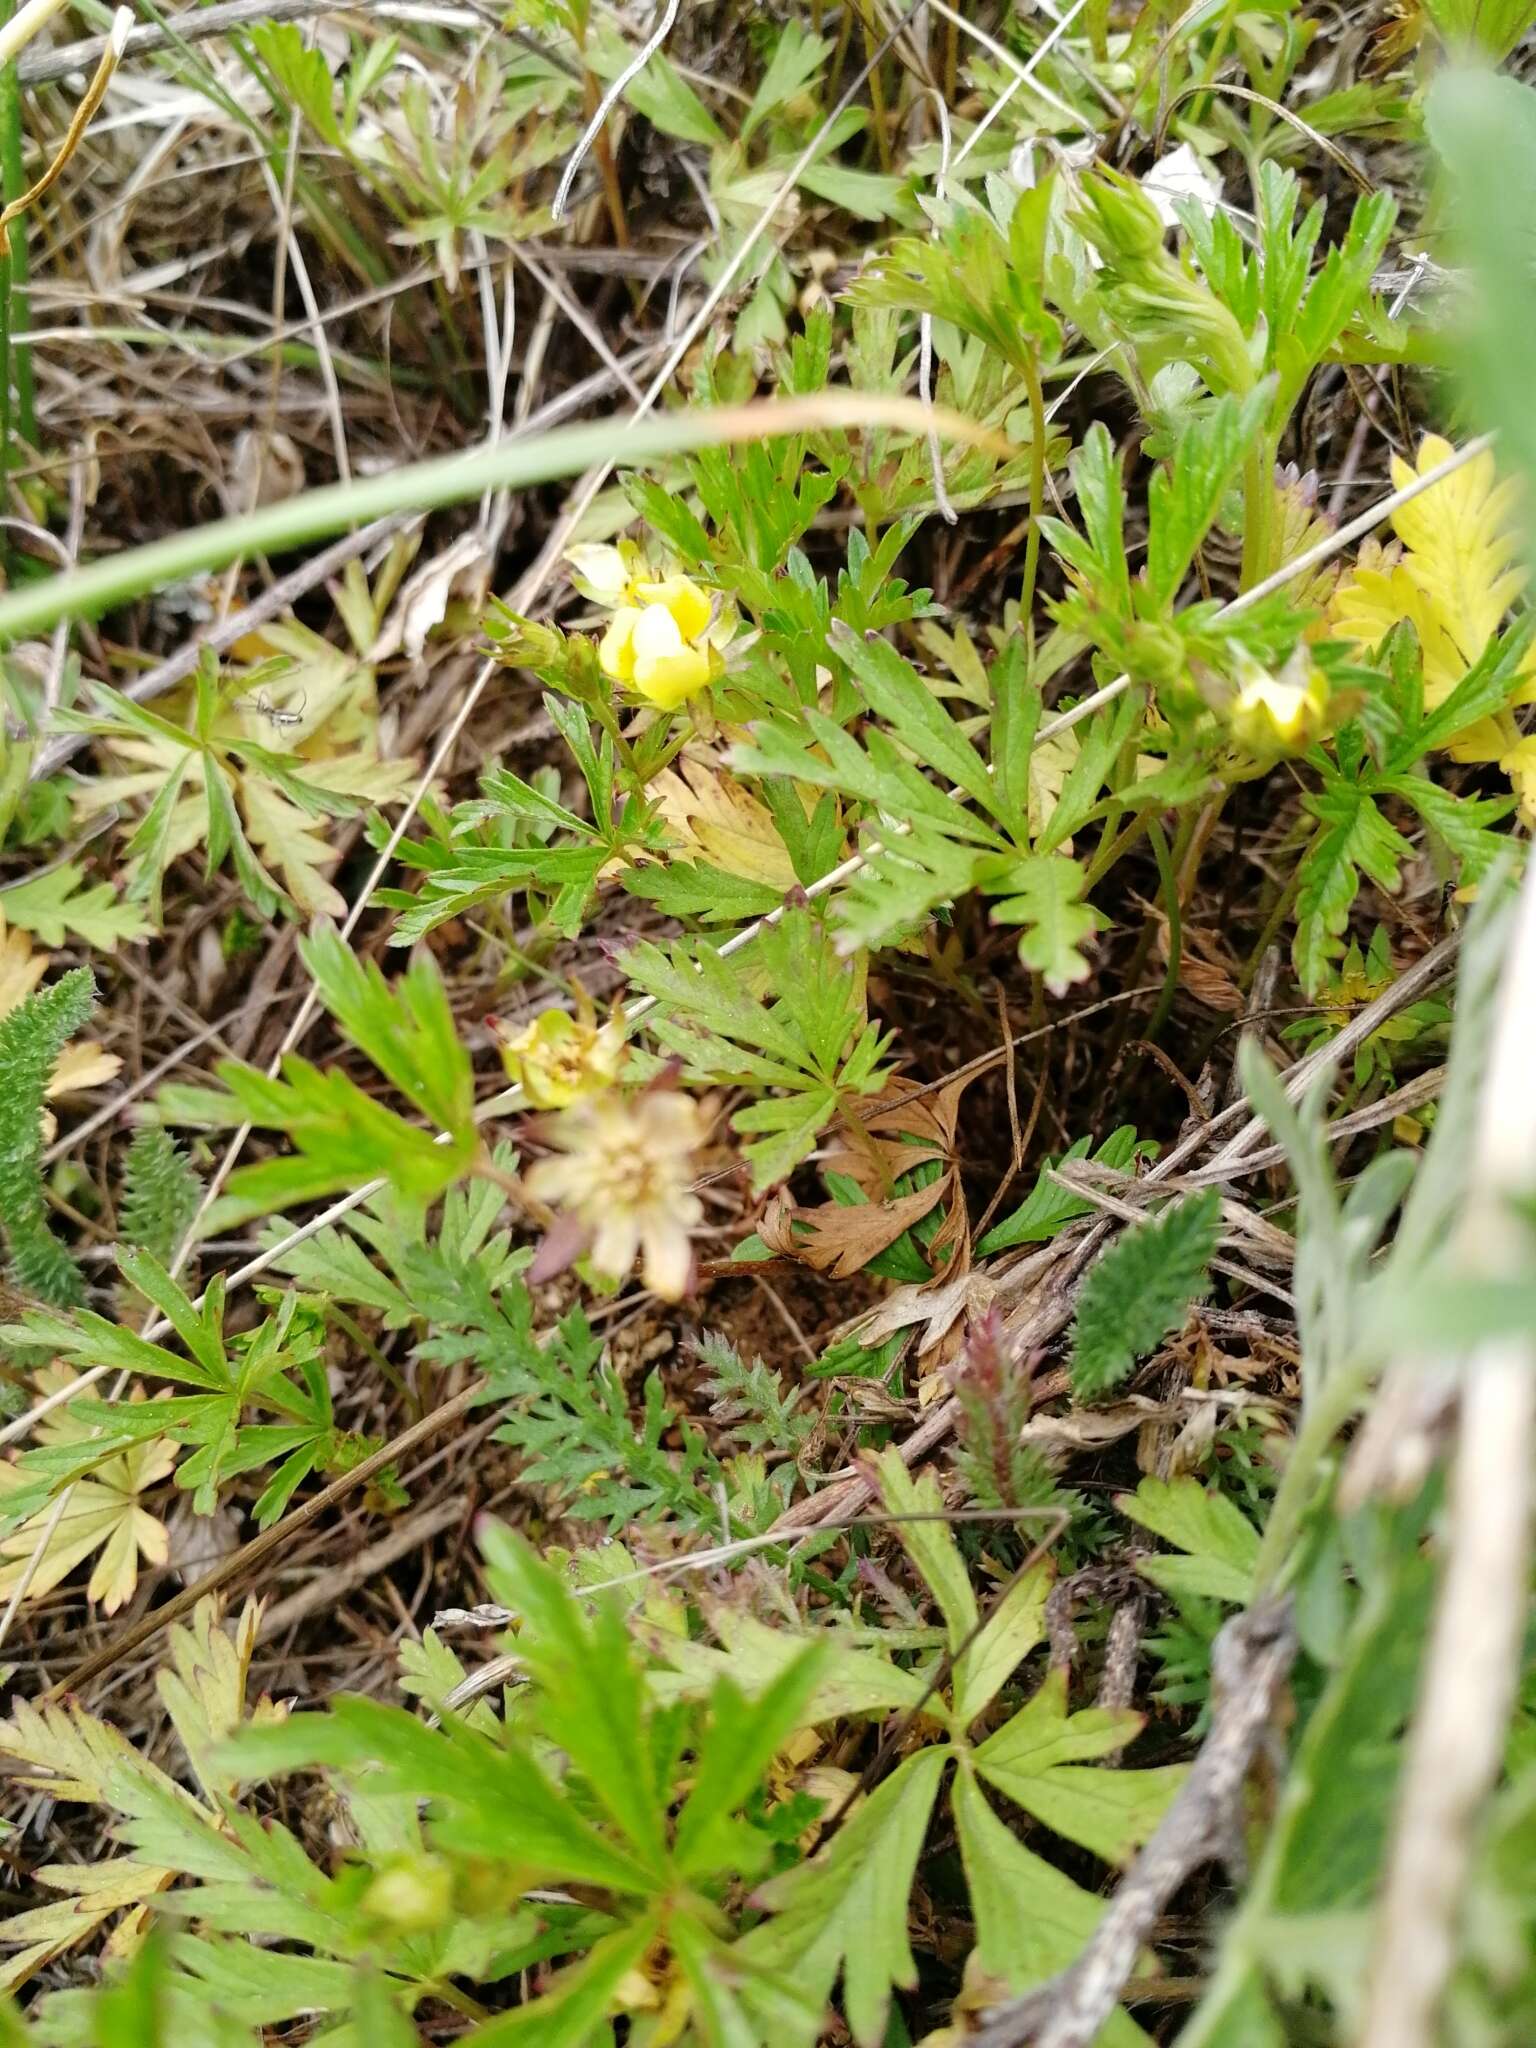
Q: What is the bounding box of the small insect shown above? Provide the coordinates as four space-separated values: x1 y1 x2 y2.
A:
235 689 306 729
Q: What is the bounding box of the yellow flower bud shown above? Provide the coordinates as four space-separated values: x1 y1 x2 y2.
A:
363 1854 452 1933
487 1002 627 1110
1230 653 1329 753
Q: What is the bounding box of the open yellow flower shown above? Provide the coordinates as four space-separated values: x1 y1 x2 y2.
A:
598 574 716 711
526 1089 706 1301
487 998 627 1110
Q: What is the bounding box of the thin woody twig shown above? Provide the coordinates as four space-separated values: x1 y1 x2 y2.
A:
39 1383 484 1702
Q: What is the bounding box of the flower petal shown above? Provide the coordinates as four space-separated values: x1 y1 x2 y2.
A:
632 642 712 711
635 575 712 643
598 607 642 683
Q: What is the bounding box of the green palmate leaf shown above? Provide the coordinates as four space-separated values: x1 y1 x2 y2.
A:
463 1921 658 2046
0 967 95 1305
987 851 1099 993
159 1055 476 1230
625 908 893 1187
1144 387 1271 609
1069 1189 1222 1399
976 1125 1145 1255
871 1449 980 1656
1422 0 1536 57
299 925 474 1138
227 1693 657 1896
1381 771 1510 879
848 181 1060 375
971 1664 1183 1863
248 21 343 146
950 1770 1151 2044
1387 615 1536 766
740 19 830 144
1293 780 1412 994
834 818 985 953
1119 1475 1261 1603
0 864 151 951
671 1654 828 1878
590 14 722 144
471 1523 670 1872
349 1966 420 2048
623 858 782 924
158 928 479 1227
740 1747 948 2048
830 622 1003 818
1046 421 1132 618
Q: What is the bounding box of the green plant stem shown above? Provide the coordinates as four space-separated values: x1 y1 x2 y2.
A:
1083 810 1148 890
1146 814 1181 1044
1019 349 1048 651
1239 438 1274 589
1238 838 1310 992
0 389 1003 641
325 1301 417 1419
0 21 35 460
860 7 893 169
1251 1359 1371 1593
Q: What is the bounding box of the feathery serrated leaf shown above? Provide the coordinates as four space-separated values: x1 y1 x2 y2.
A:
1070 1189 1222 1398
0 968 96 1303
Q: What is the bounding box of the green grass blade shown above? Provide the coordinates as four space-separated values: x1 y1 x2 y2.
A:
0 392 1003 642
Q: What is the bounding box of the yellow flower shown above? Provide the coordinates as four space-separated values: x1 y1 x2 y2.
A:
1230 652 1329 754
598 574 716 710
487 999 627 1110
526 1089 706 1301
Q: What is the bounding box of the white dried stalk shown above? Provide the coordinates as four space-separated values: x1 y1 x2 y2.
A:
1359 862 1536 2047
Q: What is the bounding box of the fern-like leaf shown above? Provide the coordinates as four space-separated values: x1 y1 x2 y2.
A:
694 1328 814 1458
1069 1189 1221 1399
119 1126 203 1265
0 968 95 1304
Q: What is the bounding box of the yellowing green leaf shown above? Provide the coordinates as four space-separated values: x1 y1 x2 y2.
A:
650 754 800 890
156 1596 287 1800
1329 435 1534 794
0 1594 286 1995
0 1376 175 1615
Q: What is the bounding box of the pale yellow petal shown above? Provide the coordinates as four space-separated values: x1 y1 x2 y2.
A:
634 575 712 643
598 607 642 683
633 641 711 710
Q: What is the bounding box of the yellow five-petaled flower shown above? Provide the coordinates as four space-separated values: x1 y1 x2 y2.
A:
597 574 716 710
